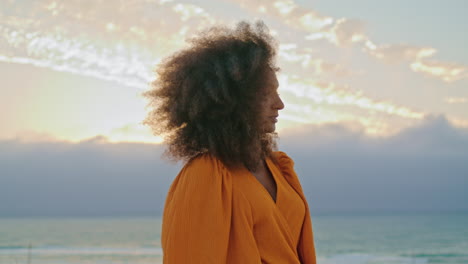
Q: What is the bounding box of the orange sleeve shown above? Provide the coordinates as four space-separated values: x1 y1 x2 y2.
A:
161 154 234 263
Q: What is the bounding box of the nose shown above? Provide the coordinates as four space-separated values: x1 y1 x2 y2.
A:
275 93 285 110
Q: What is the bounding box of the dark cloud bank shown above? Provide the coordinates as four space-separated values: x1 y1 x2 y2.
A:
1 116 467 217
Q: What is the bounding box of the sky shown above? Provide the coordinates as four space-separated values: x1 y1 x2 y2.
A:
1 0 467 216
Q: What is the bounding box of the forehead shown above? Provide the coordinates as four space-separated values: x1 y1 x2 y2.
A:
264 69 279 88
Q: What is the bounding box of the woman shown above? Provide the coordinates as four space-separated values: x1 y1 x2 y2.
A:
144 21 317 264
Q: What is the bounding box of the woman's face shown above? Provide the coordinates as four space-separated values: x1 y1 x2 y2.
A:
259 70 284 133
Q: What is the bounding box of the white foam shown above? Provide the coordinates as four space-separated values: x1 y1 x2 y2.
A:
318 253 428 264
0 247 162 256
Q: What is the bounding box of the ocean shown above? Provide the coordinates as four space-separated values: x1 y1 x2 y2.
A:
0 212 467 264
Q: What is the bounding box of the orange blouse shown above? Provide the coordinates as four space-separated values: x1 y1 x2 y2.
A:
161 151 317 263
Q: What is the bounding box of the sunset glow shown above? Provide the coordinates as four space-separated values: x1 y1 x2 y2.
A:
1 0 467 143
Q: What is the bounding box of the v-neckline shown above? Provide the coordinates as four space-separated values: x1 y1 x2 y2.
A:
247 157 279 205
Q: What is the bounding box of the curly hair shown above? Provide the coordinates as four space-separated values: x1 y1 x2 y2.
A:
143 21 279 172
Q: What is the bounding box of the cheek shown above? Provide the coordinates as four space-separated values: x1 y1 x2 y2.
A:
261 99 273 114
265 95 275 107
258 104 269 122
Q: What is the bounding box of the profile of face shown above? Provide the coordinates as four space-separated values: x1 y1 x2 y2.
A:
259 69 285 133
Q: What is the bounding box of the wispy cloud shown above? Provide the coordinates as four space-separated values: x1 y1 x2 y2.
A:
108 123 163 143
226 0 334 31
233 0 468 84
172 3 215 23
366 44 436 63
2 0 467 141
363 43 468 82
280 75 424 119
0 0 217 90
306 18 367 47
410 60 468 83
444 97 468 104
277 74 427 135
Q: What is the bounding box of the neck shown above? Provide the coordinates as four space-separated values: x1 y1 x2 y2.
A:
251 158 267 173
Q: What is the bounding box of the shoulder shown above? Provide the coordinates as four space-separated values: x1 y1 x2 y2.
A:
179 153 232 183
271 151 295 169
167 153 233 199
185 153 226 172
271 151 306 194
270 151 301 181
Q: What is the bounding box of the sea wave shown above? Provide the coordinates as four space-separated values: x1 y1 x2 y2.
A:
0 246 162 256
318 253 429 264
0 245 27 250
412 253 468 258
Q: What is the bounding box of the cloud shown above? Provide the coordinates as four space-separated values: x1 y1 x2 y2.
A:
279 115 468 212
366 44 436 63
314 59 364 77
107 123 163 144
365 44 468 82
242 0 468 84
172 3 215 23
279 75 425 120
0 0 217 89
277 43 312 67
0 138 178 216
410 60 468 83
226 0 334 32
229 0 364 48
444 97 468 104
7 130 60 143
324 18 367 47
1 116 467 216
278 44 361 77
3 0 468 142
3 0 466 90
281 115 468 155
225 0 468 84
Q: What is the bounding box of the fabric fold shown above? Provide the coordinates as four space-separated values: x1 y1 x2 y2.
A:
273 151 317 264
161 154 233 263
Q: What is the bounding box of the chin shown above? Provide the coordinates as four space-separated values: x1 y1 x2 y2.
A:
265 125 276 133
